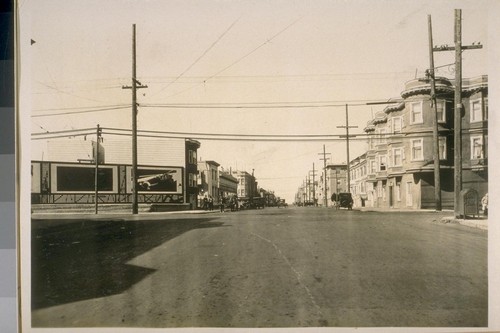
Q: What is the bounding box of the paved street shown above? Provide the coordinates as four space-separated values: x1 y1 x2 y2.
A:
31 207 487 328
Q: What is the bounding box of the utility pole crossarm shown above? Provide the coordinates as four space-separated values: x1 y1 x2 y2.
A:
122 84 148 90
433 44 483 52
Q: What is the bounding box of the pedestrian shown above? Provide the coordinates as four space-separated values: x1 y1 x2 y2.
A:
209 196 214 211
220 195 225 213
481 193 488 216
331 193 339 210
203 196 208 210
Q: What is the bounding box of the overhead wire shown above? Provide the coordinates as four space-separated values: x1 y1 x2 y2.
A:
31 127 96 136
35 80 105 104
149 15 243 98
31 132 95 141
31 105 131 118
141 102 381 109
32 104 131 112
163 16 303 99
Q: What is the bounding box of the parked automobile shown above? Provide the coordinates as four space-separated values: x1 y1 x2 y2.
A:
338 192 353 210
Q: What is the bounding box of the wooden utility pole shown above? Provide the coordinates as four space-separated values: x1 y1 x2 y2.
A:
306 174 311 202
94 124 101 214
310 163 317 206
428 15 442 211
303 179 307 205
123 24 147 214
433 10 481 217
453 10 463 218
318 145 331 207
337 104 358 193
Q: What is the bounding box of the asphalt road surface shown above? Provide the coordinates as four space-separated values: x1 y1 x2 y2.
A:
31 207 488 328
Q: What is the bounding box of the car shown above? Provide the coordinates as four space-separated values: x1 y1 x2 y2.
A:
337 192 353 210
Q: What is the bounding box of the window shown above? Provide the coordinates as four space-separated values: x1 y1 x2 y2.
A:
470 99 483 123
379 128 386 143
471 136 484 159
439 137 447 160
392 116 402 133
395 183 401 202
392 148 403 166
188 150 197 164
410 101 423 124
370 160 377 174
436 100 446 123
379 155 387 171
485 97 489 120
411 139 423 161
188 173 197 187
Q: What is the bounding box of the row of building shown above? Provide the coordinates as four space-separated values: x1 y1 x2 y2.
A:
31 137 282 211
296 75 488 210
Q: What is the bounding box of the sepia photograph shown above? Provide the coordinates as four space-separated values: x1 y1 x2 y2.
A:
19 0 499 331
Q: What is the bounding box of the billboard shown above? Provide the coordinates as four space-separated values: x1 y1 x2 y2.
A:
50 163 117 193
126 166 183 194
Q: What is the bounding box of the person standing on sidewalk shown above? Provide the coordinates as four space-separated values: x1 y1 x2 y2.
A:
481 193 488 216
219 195 225 213
209 196 214 211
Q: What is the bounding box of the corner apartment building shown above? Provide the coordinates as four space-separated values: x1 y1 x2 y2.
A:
231 170 258 199
351 75 488 210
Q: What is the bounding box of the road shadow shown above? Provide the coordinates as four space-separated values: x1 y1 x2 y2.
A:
31 217 224 310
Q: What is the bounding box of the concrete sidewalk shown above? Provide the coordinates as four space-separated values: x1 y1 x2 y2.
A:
31 209 222 222
356 207 488 230
440 216 488 230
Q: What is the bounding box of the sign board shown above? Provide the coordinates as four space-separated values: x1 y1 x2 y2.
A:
50 163 117 193
126 166 183 194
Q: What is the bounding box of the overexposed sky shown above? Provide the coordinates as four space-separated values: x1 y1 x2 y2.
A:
23 0 490 202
